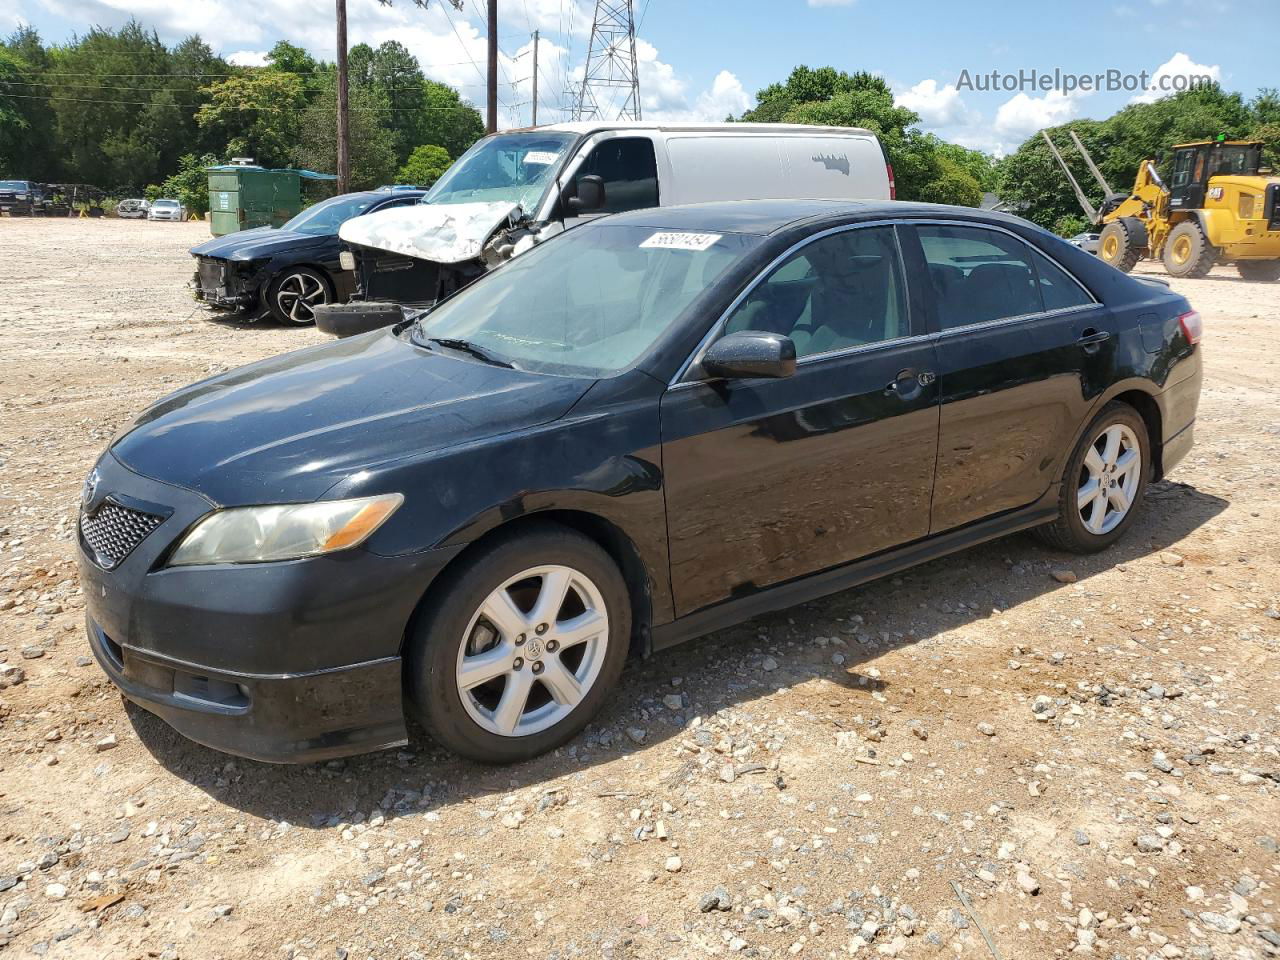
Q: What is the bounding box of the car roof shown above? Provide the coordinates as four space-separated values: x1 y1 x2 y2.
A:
599 199 1043 237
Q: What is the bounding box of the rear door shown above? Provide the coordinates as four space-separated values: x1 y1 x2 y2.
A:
660 224 940 615
906 222 1110 532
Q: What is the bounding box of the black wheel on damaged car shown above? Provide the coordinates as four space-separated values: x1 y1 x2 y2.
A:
267 266 331 325
1236 260 1280 282
406 523 631 763
1034 402 1150 554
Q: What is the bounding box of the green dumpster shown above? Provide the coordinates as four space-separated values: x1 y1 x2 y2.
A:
206 166 338 236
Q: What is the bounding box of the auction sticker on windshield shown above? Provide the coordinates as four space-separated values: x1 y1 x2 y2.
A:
524 151 559 165
640 232 722 252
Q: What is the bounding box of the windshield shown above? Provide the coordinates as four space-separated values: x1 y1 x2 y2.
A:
280 193 379 235
154 200 179 208
1 180 31 190
412 223 761 377
1213 145 1261 176
423 132 576 212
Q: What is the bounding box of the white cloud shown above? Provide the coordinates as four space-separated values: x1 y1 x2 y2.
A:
1131 52 1221 104
994 90 1081 139
894 78 971 127
226 50 269 67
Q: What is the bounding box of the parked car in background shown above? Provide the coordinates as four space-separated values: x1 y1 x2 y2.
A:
148 199 186 221
78 199 1202 764
319 122 894 336
0 179 49 215
189 187 425 325
116 198 150 219
1069 231 1101 254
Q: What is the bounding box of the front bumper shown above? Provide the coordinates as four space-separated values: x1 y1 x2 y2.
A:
76 452 461 762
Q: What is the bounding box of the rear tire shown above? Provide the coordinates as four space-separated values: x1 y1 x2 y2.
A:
1236 260 1280 282
406 523 631 763
1163 221 1216 279
1098 220 1141 272
1034 402 1150 554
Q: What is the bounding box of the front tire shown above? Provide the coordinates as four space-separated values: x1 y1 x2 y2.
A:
1236 260 1280 282
1163 221 1216 278
1034 402 1150 554
406 524 631 763
267 267 332 325
1098 220 1141 272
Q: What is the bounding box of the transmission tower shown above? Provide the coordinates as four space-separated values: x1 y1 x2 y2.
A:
573 0 641 121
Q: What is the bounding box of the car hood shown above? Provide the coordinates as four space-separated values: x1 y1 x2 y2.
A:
111 331 591 506
189 228 326 262
337 200 520 263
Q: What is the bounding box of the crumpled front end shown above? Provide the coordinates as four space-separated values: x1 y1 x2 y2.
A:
192 257 264 312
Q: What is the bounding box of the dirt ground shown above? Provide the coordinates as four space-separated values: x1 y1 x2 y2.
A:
0 218 1277 960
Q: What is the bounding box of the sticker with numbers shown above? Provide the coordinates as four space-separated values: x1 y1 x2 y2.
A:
639 231 722 252
523 151 559 165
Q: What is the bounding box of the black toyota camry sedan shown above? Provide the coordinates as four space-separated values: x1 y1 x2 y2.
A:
190 187 425 325
78 200 1203 764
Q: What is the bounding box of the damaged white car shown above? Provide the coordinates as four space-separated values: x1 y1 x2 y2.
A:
317 121 892 337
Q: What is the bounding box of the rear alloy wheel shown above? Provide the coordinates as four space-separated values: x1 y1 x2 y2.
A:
407 524 630 762
1162 221 1216 279
1034 402 1150 553
1236 260 1280 282
268 267 331 325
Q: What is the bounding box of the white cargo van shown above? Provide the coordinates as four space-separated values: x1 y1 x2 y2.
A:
320 121 893 335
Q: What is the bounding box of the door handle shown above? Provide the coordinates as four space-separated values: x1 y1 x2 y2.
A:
1076 328 1111 355
884 369 933 399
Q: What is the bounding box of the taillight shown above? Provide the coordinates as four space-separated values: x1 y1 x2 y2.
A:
886 163 896 200
1178 309 1202 345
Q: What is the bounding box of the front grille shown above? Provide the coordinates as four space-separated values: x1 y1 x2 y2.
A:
80 500 164 569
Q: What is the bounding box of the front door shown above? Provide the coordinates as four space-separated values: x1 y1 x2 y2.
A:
908 223 1110 532
660 224 940 616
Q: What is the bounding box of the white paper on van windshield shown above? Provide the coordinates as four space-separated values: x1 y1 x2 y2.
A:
523 151 559 165
640 231 722 252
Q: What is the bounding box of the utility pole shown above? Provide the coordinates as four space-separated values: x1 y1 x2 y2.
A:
486 0 498 133
336 0 351 192
531 30 539 126
574 0 641 121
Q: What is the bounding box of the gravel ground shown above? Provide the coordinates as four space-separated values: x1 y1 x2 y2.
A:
0 218 1277 960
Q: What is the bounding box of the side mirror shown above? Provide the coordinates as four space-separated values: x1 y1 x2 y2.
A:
702 330 797 380
566 174 605 213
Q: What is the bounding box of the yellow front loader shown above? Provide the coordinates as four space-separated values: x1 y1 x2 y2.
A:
1042 131 1280 281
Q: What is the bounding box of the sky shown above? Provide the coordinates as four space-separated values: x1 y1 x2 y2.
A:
5 0 1277 155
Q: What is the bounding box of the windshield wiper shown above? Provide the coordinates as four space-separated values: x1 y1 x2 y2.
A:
425 336 514 368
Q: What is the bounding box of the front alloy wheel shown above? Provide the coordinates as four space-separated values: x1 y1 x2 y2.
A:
269 268 330 325
407 524 630 763
456 565 610 737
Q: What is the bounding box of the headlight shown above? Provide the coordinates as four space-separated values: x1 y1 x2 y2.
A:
168 494 403 566
17 193 28 200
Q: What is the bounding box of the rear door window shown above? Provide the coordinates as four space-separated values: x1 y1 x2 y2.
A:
915 224 1043 329
1029 249 1093 311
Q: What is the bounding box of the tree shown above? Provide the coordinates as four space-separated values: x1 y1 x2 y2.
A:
739 65 983 207
197 70 306 168
147 152 219 215
292 75 397 189
0 49 30 170
398 144 451 186
418 80 485 160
